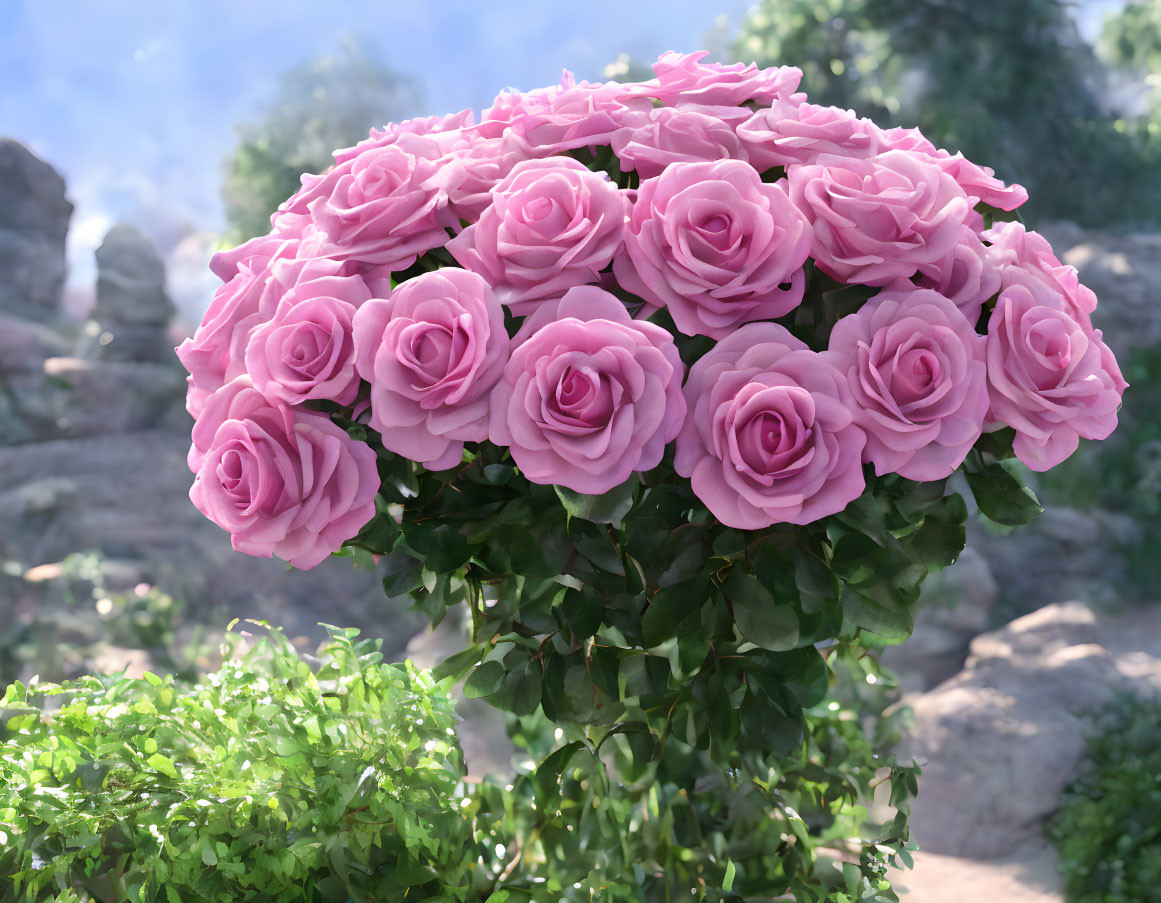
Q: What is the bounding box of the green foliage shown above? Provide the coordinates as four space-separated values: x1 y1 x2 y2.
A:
1048 693 1161 903
736 0 1161 227
0 625 471 902
221 38 420 243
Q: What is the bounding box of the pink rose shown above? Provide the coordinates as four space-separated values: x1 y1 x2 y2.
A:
827 286 989 481
931 153 1028 212
489 285 686 494
873 126 939 156
872 128 1028 211
915 227 1002 324
984 221 1097 318
502 73 651 156
441 134 529 225
638 51 802 107
788 150 972 287
614 159 812 339
275 133 461 275
352 268 507 471
675 323 866 529
611 106 746 178
244 272 370 407
333 110 476 165
738 102 879 170
985 272 1125 471
188 377 379 569
176 244 346 417
446 158 628 315
207 233 293 282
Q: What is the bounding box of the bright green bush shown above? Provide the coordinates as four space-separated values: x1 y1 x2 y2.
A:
1048 693 1161 903
0 625 472 902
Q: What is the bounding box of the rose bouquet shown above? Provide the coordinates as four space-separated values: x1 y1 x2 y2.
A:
177 51 1125 898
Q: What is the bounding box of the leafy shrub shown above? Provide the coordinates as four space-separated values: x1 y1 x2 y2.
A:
1048 693 1161 903
0 625 471 902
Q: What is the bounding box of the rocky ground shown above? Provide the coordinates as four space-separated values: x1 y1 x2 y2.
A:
894 602 1161 901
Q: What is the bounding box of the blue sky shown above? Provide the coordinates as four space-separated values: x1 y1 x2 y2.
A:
0 0 751 305
0 0 1123 314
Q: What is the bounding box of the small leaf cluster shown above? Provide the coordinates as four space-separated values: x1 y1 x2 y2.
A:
0 626 471 903
1048 692 1161 903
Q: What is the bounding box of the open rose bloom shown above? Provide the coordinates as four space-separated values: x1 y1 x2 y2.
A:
179 50 1123 569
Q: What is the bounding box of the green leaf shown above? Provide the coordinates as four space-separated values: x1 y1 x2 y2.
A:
533 741 586 812
147 753 179 780
642 583 706 647
463 660 506 699
431 646 485 683
559 586 603 641
403 522 474 573
964 455 1044 526
554 476 637 527
726 569 799 652
380 552 424 598
723 858 737 892
840 582 916 643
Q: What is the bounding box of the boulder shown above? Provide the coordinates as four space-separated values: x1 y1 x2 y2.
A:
1039 223 1161 358
970 506 1138 614
76 224 176 363
0 139 72 319
898 602 1161 861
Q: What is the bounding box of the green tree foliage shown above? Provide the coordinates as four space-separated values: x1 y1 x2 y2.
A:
1100 0 1161 133
1049 693 1161 903
1101 0 1161 78
737 0 1161 227
221 39 420 244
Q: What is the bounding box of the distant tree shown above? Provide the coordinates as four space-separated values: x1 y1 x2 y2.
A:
1101 0 1161 75
221 38 421 244
736 0 1161 227
1100 0 1161 119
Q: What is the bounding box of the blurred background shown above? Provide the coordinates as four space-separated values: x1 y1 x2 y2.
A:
2 1 1160 900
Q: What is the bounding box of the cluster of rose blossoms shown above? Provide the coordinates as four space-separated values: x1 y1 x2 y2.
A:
178 51 1126 569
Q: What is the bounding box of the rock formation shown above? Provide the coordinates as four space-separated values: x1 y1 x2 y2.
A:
0 139 72 320
895 602 1161 901
75 224 177 364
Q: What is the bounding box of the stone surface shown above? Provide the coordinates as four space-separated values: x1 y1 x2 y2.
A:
76 224 176 363
1039 222 1161 358
0 139 72 318
898 602 1161 862
0 430 424 665
899 840 1062 903
92 224 173 326
970 506 1138 615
